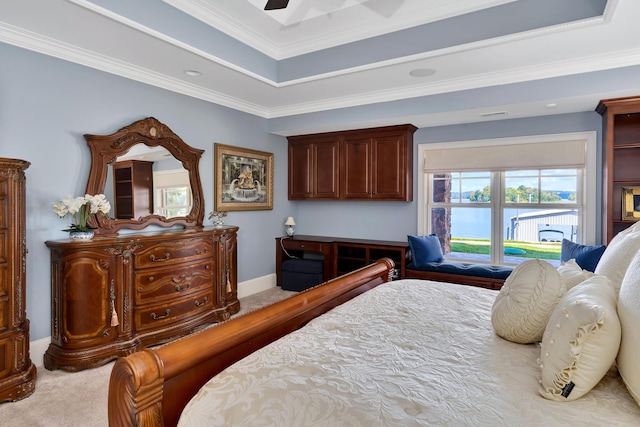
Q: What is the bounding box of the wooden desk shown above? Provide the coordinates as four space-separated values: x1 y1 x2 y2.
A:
275 235 409 286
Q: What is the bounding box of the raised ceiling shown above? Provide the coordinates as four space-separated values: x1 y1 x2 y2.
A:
2 0 639 135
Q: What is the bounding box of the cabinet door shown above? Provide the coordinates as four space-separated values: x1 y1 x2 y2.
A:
371 133 409 200
313 139 339 199
288 142 313 199
55 250 118 348
220 231 238 306
289 137 339 199
341 136 372 199
131 161 153 218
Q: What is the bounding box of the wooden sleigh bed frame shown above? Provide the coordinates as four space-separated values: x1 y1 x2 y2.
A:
108 258 395 427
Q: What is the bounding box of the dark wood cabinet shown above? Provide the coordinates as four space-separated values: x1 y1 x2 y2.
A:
44 226 239 372
275 235 408 286
112 160 154 219
0 158 36 402
288 124 416 201
288 135 339 199
341 135 371 199
596 96 640 243
342 127 415 200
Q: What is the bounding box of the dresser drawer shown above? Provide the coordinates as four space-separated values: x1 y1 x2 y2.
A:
282 240 324 253
135 290 214 332
135 260 213 305
134 238 213 268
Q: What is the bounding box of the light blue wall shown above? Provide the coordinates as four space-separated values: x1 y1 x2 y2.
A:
0 41 605 344
0 43 291 341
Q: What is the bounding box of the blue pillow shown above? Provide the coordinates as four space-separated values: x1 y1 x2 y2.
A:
408 234 444 266
560 239 606 272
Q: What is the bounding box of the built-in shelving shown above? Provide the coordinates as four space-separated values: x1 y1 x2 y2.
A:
596 97 640 243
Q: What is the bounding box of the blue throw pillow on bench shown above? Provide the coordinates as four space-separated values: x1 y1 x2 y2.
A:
408 234 444 267
561 239 606 272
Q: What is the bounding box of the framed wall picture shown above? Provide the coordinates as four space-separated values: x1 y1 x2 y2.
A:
622 186 640 222
214 143 273 211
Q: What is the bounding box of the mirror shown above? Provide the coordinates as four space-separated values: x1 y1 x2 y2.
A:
104 145 190 219
84 117 205 234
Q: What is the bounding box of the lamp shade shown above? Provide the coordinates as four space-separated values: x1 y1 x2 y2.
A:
285 217 296 226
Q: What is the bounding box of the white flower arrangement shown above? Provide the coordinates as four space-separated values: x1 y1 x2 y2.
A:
52 194 111 232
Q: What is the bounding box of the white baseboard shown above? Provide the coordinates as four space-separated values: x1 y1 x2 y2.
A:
237 272 276 299
31 337 50 368
30 273 277 368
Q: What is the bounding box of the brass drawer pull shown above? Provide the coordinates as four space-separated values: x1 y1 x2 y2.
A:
194 297 208 307
195 247 208 255
150 253 171 262
150 309 170 320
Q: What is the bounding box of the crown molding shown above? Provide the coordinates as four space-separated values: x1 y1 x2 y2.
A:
265 46 640 118
0 22 270 118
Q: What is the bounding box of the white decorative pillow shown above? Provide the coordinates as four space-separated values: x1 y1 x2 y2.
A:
557 259 594 290
617 249 640 407
595 222 640 295
492 259 564 344
539 275 621 401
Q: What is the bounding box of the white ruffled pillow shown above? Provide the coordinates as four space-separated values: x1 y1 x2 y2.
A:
617 250 640 407
557 259 594 290
539 275 621 401
595 222 640 295
492 259 564 344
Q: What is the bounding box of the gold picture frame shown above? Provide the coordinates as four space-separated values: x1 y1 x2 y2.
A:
214 143 273 211
622 186 640 222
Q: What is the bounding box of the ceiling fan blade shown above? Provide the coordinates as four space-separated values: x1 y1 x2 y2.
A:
264 0 289 10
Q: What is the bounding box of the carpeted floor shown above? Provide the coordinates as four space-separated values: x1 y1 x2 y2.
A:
0 286 295 427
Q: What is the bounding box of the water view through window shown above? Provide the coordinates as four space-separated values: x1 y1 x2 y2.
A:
430 170 579 266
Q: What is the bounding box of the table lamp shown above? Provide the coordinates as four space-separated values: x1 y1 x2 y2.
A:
285 216 296 236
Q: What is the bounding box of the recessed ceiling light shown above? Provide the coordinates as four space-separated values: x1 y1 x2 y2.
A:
409 68 436 77
479 111 508 117
545 103 557 108
183 70 202 77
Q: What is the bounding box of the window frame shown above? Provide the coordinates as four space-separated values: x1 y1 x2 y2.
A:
157 185 193 218
417 132 598 265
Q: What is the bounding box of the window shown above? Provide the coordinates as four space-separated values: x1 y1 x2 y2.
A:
418 132 597 266
153 169 192 218
158 186 192 217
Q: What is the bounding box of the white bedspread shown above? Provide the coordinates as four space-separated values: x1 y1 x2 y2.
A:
178 279 640 426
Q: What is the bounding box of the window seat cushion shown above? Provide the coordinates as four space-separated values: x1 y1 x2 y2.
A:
407 261 513 279
405 261 514 290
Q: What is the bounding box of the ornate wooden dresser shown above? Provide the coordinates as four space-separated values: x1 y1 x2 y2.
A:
44 226 238 371
0 158 37 401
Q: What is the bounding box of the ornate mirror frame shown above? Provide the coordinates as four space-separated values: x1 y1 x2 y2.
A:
85 117 205 234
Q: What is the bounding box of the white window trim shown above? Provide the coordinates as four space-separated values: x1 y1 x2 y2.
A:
417 131 597 245
153 168 192 216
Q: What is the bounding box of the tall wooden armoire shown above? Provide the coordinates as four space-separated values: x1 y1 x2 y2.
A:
0 158 36 402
